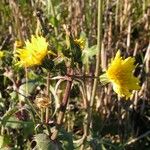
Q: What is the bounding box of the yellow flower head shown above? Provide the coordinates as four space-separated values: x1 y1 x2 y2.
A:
0 51 4 58
101 51 140 99
74 38 86 50
16 35 48 67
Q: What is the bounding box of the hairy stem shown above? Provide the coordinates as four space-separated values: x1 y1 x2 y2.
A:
25 68 40 118
46 73 50 123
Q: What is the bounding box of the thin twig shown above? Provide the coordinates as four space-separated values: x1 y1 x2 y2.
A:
50 75 99 80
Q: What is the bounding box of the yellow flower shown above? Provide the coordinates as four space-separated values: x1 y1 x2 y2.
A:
74 38 86 50
16 35 48 67
0 51 4 58
100 51 140 99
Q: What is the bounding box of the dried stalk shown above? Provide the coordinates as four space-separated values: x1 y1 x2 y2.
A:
90 0 103 118
51 69 73 140
81 0 103 146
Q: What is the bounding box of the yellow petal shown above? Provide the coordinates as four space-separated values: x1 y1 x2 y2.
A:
105 50 140 99
15 35 48 67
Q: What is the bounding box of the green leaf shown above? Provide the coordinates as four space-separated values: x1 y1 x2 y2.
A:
82 45 97 69
1 107 18 126
5 116 21 129
22 121 34 138
49 16 58 27
18 80 38 101
0 135 5 148
101 144 107 150
34 133 61 150
58 129 74 150
0 135 11 148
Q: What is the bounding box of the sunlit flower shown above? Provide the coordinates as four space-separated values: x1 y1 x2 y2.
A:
0 51 4 58
100 51 140 99
74 38 86 50
16 35 48 67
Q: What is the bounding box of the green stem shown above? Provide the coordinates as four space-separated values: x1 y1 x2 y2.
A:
41 108 44 123
25 68 40 118
1 126 4 135
46 73 50 123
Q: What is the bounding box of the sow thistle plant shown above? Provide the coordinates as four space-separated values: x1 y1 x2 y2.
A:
0 29 141 149
1 0 148 149
100 51 140 99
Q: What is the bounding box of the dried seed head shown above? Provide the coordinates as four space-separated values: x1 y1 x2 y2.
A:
35 96 50 109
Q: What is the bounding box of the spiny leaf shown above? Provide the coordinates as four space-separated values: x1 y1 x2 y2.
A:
34 133 61 150
82 45 97 68
1 107 18 126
